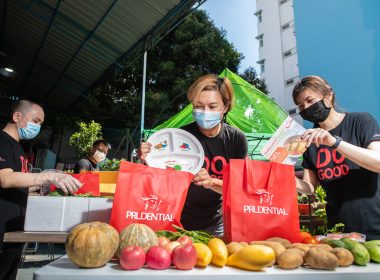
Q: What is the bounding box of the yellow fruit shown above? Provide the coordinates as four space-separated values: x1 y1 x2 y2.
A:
193 243 213 267
226 245 275 271
208 238 228 267
226 242 243 256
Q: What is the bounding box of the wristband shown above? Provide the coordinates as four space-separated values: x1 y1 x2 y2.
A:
332 136 343 149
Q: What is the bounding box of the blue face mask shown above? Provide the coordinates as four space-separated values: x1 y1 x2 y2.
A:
18 121 41 140
192 109 222 129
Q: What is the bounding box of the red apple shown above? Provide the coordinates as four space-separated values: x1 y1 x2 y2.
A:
163 241 181 254
177 235 193 246
172 244 197 270
158 236 170 247
146 246 171 270
119 246 146 270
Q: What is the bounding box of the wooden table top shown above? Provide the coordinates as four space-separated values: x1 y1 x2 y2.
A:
4 231 68 243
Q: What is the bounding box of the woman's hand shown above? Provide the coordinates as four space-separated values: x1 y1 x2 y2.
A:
193 168 222 194
301 128 336 148
138 142 152 162
193 168 213 187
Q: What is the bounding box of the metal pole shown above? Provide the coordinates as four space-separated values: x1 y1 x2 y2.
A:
140 50 147 140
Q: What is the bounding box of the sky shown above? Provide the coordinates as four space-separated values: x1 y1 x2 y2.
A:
201 0 260 74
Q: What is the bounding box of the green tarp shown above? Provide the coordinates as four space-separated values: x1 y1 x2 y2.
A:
145 68 288 159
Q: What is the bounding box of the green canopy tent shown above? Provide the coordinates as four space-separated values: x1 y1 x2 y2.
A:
145 68 288 159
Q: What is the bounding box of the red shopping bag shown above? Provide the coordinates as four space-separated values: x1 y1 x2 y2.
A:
110 161 193 232
50 173 100 196
223 159 301 243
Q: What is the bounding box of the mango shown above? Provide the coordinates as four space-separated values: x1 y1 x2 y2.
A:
193 243 213 267
208 238 228 267
226 245 275 271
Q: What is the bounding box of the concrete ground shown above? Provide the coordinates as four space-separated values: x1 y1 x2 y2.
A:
16 243 65 280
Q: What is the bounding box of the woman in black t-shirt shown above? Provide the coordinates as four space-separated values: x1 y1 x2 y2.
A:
139 74 248 235
294 75 380 240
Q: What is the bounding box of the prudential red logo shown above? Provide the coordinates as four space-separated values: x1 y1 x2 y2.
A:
316 148 349 180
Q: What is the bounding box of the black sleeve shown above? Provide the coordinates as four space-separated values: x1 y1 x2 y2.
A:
235 129 248 159
0 139 15 170
74 159 91 174
358 113 380 148
301 149 314 171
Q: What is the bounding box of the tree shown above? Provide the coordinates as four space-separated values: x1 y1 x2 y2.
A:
240 67 268 94
69 121 103 158
77 10 244 131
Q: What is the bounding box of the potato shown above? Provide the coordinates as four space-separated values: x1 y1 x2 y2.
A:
311 244 333 252
226 242 243 256
266 237 291 248
332 248 354 267
249 241 286 263
285 248 305 257
289 243 310 253
277 249 304 269
304 247 339 270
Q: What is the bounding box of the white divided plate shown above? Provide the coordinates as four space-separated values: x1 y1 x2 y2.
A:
145 128 204 174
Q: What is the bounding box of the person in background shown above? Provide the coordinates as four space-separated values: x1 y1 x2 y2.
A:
74 139 111 174
139 74 248 236
0 99 82 280
294 75 380 240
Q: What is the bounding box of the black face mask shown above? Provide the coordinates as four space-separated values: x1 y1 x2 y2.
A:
300 99 331 123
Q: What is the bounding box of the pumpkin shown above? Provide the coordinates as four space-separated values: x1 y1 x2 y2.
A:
66 222 119 268
118 223 159 256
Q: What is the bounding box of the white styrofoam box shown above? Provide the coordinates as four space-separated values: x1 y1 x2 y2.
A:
61 197 90 231
88 198 114 223
24 196 113 232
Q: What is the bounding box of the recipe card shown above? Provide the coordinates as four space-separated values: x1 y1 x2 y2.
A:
260 116 307 165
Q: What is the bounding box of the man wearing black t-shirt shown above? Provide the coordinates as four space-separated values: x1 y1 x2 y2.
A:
74 139 111 174
0 100 82 280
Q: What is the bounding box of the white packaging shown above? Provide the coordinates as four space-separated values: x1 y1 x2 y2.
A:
24 196 113 232
260 116 307 165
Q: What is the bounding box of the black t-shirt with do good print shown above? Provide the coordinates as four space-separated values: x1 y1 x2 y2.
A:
180 122 248 231
302 112 380 240
0 131 29 250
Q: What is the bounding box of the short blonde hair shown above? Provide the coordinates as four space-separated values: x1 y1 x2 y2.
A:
187 74 234 112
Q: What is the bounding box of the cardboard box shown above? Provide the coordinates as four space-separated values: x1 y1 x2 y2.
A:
24 196 113 232
98 171 118 195
80 171 119 195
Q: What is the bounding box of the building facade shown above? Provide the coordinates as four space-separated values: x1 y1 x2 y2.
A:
256 0 300 121
256 0 380 124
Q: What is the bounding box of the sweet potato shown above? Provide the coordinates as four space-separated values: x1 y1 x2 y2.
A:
240 242 249 247
226 242 243 256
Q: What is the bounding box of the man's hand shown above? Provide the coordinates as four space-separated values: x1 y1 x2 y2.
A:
35 172 83 195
